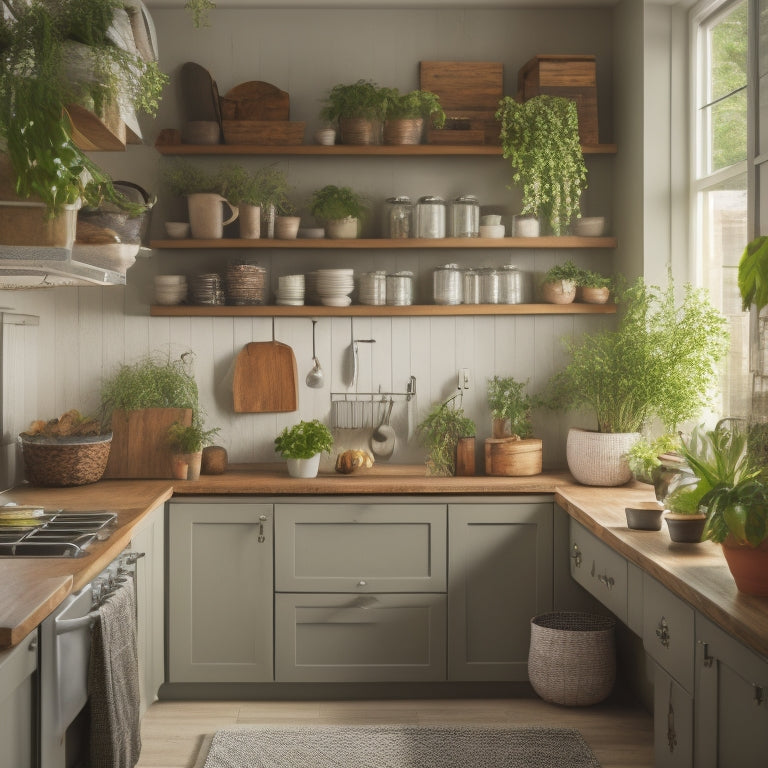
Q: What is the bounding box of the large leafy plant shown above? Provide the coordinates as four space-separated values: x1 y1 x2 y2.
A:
416 393 476 477
495 95 587 236
319 79 389 123
546 276 729 433
310 185 368 222
383 89 446 127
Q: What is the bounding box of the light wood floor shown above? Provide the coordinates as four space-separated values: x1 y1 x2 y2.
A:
135 695 654 768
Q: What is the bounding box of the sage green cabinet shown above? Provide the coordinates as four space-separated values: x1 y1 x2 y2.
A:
167 501 274 683
0 631 37 768
653 663 694 768
447 501 553 681
695 614 768 768
129 503 165 714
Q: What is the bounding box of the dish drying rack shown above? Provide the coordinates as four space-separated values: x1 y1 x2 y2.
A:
330 376 416 429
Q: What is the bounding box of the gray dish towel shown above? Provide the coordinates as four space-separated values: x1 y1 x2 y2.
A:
87 577 142 768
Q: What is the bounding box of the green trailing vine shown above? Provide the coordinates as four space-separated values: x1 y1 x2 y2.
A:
416 392 476 477
495 95 587 236
185 0 216 29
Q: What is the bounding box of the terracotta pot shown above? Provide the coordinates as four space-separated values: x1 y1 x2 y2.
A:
579 286 611 304
275 215 301 240
721 537 768 595
664 513 707 543
325 216 358 239
171 454 189 480
541 279 576 304
455 437 476 476
492 417 510 439
239 203 261 239
383 117 423 145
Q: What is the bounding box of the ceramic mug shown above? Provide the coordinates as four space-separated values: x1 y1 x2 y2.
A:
187 193 239 239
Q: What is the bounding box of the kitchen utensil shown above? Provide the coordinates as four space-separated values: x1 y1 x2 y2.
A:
344 338 375 388
232 328 298 413
306 320 324 389
370 398 395 459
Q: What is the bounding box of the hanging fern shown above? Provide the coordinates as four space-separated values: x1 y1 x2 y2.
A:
495 95 588 236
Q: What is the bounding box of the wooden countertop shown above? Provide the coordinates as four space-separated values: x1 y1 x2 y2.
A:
556 483 768 660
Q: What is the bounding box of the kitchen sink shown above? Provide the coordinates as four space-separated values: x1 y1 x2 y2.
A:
0 511 117 557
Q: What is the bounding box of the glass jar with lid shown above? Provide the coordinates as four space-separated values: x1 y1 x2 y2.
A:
415 195 446 238
499 264 523 304
384 196 413 239
359 270 387 305
450 195 480 238
479 267 500 304
433 263 463 305
386 271 414 305
462 269 481 304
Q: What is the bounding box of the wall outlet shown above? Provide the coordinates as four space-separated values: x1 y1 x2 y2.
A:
458 368 471 390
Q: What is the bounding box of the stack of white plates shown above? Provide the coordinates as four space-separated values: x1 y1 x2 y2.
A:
276 274 305 305
154 275 188 305
315 268 354 307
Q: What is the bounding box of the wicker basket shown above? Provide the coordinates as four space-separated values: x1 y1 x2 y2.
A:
20 433 112 487
528 611 616 706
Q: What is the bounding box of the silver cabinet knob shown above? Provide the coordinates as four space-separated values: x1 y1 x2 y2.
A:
357 580 367 587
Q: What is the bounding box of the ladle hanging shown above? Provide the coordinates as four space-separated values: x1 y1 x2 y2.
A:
306 319 324 388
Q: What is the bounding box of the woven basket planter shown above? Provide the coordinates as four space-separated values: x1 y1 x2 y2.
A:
339 117 377 145
528 611 616 706
383 118 424 145
566 428 639 486
20 433 112 487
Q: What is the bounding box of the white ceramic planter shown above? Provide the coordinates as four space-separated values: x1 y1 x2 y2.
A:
286 453 321 478
566 428 639 486
239 204 261 239
325 216 358 239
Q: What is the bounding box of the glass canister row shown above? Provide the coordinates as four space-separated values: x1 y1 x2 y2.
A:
385 195 480 239
359 270 414 306
434 264 525 305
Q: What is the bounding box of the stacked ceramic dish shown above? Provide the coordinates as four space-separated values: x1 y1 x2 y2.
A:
276 274 305 305
225 263 267 305
153 275 188 305
190 273 225 305
315 268 354 307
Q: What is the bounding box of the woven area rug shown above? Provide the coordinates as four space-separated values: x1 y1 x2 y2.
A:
194 724 601 768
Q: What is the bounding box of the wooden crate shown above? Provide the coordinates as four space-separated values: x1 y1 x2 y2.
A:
516 54 599 145
222 120 305 145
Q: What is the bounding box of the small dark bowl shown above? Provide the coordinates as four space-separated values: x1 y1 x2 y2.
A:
625 503 664 531
665 513 707 543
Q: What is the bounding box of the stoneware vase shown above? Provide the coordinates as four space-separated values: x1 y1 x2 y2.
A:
238 203 261 239
566 428 639 486
541 279 577 304
275 215 301 240
325 216 358 239
286 453 321 478
187 193 238 239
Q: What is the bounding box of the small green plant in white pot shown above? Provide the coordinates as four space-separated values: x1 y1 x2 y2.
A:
274 419 334 478
309 184 368 239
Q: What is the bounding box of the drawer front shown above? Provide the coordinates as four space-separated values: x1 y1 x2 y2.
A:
643 574 695 693
275 593 446 682
569 519 628 623
275 504 447 592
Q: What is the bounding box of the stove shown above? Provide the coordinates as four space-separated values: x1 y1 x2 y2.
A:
0 511 117 557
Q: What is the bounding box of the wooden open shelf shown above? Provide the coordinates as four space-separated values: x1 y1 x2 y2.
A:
150 236 617 250
150 303 617 318
154 142 618 156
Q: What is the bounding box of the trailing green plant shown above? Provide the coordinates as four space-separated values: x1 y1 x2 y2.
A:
0 0 167 215
274 419 333 459
99 351 201 430
626 433 681 484
577 268 611 289
416 392 476 477
167 417 220 454
495 95 587 236
309 185 368 222
185 0 215 28
545 275 729 433
543 259 582 284
486 376 539 439
319 79 389 123
737 235 768 312
382 88 446 128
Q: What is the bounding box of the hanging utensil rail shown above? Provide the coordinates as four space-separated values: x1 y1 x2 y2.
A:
330 376 416 429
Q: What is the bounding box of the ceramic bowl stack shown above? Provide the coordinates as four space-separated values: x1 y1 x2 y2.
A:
225 263 267 305
153 275 188 305
276 274 305 305
190 273 225 305
315 268 355 306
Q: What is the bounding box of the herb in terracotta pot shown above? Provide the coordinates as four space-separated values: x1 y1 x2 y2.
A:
540 260 581 304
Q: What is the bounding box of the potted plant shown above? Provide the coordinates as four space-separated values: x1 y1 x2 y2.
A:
219 164 272 239
167 417 220 481
485 376 543 476
577 269 612 304
99 351 207 479
274 419 334 478
416 392 476 477
546 275 729 486
540 260 581 304
381 88 446 145
626 433 681 484
0 0 166 238
319 79 389 145
495 95 587 236
309 185 368 239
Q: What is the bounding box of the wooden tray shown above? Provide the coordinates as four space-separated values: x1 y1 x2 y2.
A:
222 120 305 145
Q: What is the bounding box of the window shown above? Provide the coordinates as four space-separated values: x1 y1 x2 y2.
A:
693 0 749 418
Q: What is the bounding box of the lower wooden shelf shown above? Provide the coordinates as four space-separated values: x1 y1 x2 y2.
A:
150 303 617 318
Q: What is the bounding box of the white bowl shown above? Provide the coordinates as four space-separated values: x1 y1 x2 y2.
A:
165 221 190 239
480 215 502 226
154 274 187 286
479 224 505 238
574 217 606 237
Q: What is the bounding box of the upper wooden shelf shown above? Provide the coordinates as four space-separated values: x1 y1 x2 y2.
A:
150 236 617 250
150 303 617 318
154 142 618 157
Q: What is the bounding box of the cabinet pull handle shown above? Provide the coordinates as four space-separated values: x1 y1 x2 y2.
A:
357 580 367 587
656 617 671 648
258 514 267 543
698 640 714 668
590 560 596 578
667 680 677 753
28 636 38 652
598 572 615 590
571 544 582 568
754 685 764 707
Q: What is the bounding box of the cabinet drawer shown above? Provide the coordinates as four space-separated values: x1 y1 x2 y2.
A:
569 519 628 623
643 574 694 693
275 593 446 682
275 503 446 592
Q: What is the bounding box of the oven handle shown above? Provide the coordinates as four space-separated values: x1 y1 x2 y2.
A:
55 612 98 635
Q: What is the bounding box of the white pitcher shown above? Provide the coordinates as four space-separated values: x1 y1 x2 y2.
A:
187 193 238 239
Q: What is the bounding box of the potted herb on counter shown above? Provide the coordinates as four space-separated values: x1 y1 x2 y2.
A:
167 418 220 481
274 419 334 478
416 392 476 477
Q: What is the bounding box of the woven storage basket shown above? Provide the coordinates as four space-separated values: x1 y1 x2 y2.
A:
528 611 616 706
20 434 112 487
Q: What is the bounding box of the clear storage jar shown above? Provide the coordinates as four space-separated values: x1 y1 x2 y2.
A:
479 267 500 304
384 196 413 239
463 269 481 304
386 271 414 305
433 263 463 305
450 195 480 237
415 196 446 238
359 270 387 305
499 265 523 304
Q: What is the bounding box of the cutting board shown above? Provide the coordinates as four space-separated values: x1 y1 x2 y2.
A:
233 341 298 413
180 61 222 125
221 81 290 120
